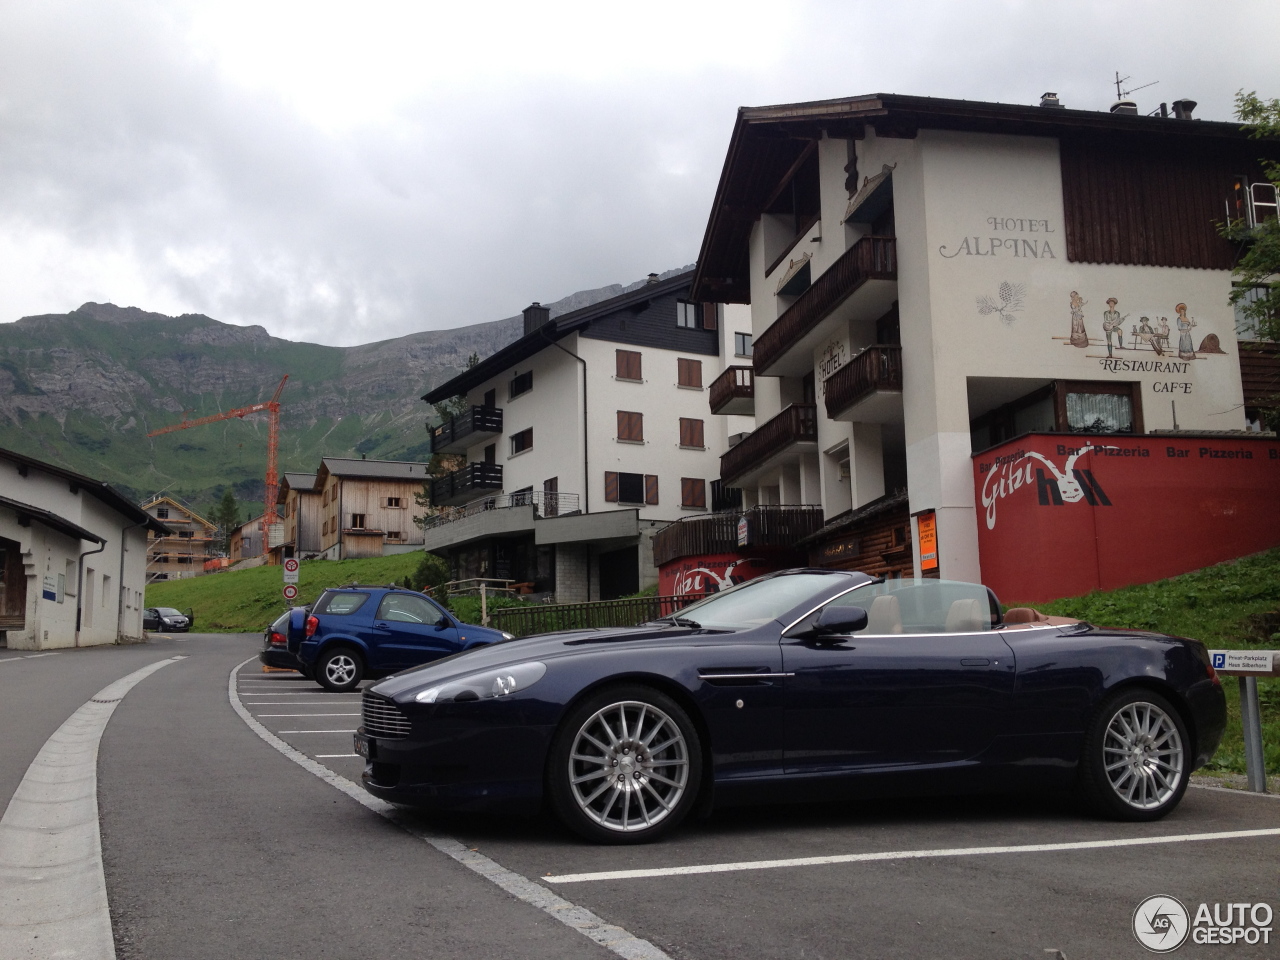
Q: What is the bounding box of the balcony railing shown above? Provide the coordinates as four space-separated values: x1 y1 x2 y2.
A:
430 406 504 455
709 365 755 415
720 403 818 486
824 345 904 420
422 490 581 530
753 236 897 375
430 462 503 507
652 505 825 566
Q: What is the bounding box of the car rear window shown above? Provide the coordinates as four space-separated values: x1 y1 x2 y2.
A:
314 591 369 616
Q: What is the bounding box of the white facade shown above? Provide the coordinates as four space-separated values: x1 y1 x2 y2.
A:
0 449 157 650
700 95 1259 581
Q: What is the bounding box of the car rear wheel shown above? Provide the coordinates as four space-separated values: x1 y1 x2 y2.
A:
548 685 702 844
316 647 364 693
1078 688 1189 821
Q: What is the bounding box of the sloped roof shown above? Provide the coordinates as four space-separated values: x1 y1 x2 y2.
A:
0 495 106 544
318 458 431 480
421 271 694 403
279 473 319 500
0 446 170 534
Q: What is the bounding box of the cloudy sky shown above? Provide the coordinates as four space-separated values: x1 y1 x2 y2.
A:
1 1 1277 346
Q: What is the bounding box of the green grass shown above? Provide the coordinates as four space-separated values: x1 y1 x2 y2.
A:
1032 548 1280 777
145 552 428 631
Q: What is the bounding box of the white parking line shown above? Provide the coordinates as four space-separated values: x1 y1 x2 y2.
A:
242 701 360 706
0 652 64 663
543 827 1280 884
316 754 360 758
257 713 360 718
228 659 671 960
276 729 357 734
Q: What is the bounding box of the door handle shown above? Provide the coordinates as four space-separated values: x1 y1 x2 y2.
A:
374 621 392 631
960 658 990 666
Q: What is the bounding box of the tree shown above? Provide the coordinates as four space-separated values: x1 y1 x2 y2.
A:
1223 91 1280 343
210 488 240 555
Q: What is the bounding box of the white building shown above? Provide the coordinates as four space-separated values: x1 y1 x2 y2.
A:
420 271 753 600
689 92 1280 590
0 447 169 649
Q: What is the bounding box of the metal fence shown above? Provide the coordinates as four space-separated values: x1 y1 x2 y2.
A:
422 490 582 531
489 593 707 637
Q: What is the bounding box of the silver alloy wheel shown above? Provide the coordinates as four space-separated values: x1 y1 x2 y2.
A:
324 654 357 686
567 700 689 833
1102 700 1185 810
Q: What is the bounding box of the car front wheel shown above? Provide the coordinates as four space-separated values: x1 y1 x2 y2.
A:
316 648 364 693
548 685 702 844
1078 687 1190 820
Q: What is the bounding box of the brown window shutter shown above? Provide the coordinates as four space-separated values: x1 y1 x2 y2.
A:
616 349 642 380
617 410 643 442
680 478 693 507
691 418 704 448
679 417 704 447
677 358 703 388
644 474 659 505
682 478 706 508
604 472 619 503
701 302 718 330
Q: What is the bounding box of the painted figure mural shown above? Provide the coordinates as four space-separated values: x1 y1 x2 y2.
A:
1068 291 1089 347
1101 297 1127 357
1175 303 1196 360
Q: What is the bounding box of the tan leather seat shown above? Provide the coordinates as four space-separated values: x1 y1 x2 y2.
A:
1003 607 1048 624
866 594 903 634
945 598 987 632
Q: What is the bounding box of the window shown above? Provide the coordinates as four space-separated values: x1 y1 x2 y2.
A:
484 443 496 464
376 593 440 624
385 497 402 508
604 472 658 505
681 478 707 509
179 530 194 539
677 358 702 388
156 507 169 519
679 418 705 448
510 370 533 399
734 332 754 357
544 477 559 517
616 349 642 381
676 301 699 329
314 591 369 616
386 530 402 541
350 513 366 529
510 427 533 455
617 411 644 443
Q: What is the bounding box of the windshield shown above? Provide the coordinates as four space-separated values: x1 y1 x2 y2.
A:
157 608 184 617
820 578 999 634
661 573 845 630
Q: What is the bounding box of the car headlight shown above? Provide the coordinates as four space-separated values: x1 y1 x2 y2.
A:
415 661 546 703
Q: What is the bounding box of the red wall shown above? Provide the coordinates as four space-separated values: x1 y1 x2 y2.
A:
973 433 1280 604
658 554 794 598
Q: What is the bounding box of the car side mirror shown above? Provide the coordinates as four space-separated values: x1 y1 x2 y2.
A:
813 605 868 637
436 616 451 629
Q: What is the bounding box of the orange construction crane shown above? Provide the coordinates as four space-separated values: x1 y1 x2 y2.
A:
148 375 289 556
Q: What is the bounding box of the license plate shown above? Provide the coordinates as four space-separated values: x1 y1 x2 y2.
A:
353 733 375 760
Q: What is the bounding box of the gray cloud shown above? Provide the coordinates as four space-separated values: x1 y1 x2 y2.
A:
0 0 1276 346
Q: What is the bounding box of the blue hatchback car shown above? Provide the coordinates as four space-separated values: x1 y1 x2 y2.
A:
282 585 510 692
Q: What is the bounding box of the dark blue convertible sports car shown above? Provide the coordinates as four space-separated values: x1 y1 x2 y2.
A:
356 570 1226 844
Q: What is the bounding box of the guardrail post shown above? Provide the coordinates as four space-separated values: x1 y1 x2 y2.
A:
1239 676 1268 793
480 583 488 626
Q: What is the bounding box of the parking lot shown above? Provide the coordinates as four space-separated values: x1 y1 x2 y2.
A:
4 633 1279 959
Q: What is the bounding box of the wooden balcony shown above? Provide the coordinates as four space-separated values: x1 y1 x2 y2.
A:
430 462 503 507
709 365 755 416
824 345 904 422
720 403 818 486
431 406 504 455
753 236 897 376
652 505 825 566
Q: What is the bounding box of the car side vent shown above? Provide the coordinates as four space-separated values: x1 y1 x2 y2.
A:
362 692 412 739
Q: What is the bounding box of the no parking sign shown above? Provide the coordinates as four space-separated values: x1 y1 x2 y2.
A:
283 558 299 584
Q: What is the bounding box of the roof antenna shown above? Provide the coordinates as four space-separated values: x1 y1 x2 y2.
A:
1114 70 1158 100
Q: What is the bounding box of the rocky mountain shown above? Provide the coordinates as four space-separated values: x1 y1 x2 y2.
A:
0 267 693 516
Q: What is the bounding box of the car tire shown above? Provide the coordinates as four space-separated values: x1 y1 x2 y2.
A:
1077 687 1190 821
547 684 702 845
315 647 364 693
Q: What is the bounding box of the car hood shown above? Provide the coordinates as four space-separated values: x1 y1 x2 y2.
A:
370 623 704 700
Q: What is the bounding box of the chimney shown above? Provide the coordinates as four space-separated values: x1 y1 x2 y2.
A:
1172 99 1197 120
646 273 660 285
522 301 550 336
1039 92 1063 109
1109 99 1138 116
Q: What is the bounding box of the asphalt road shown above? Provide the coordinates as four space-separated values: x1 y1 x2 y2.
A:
3 634 1279 959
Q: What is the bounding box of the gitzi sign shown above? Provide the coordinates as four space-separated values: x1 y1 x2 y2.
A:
979 443 1116 529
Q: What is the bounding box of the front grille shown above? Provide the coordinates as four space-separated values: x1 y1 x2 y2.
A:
362 692 412 739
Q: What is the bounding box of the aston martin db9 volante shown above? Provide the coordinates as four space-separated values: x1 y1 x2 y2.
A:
355 570 1225 844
